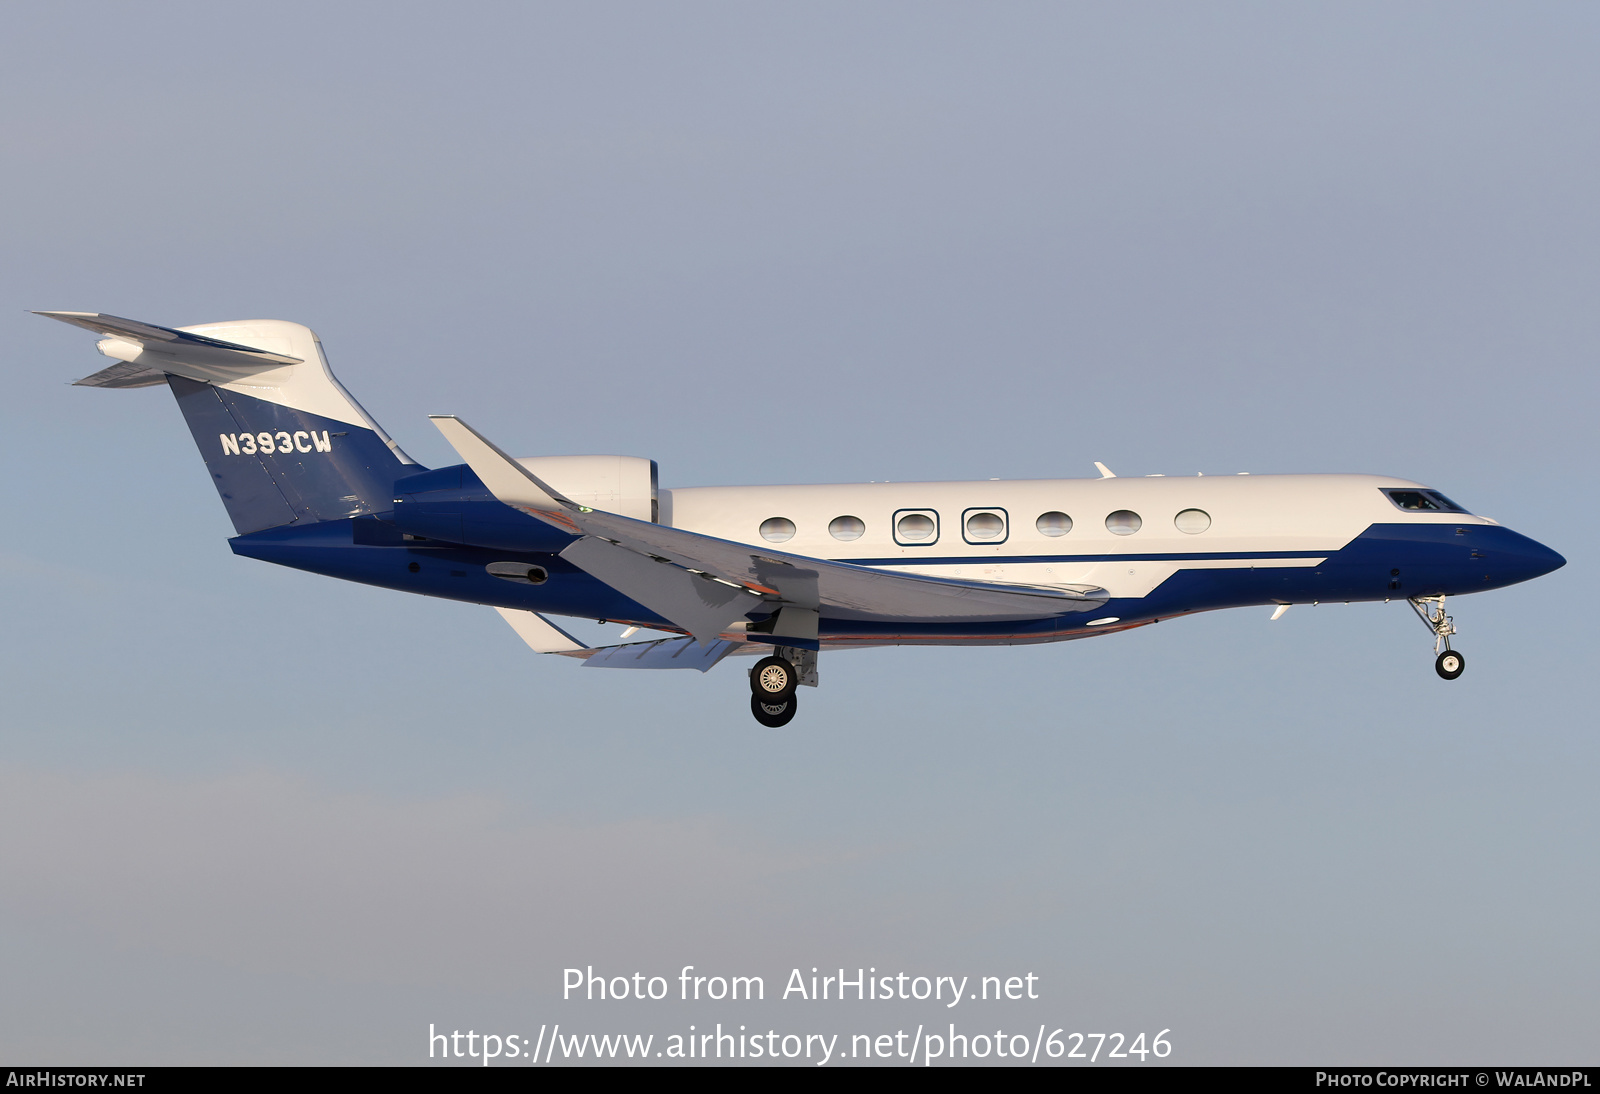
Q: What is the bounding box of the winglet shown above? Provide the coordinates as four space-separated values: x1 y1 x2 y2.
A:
1094 461 1116 478
494 607 589 653
429 415 583 530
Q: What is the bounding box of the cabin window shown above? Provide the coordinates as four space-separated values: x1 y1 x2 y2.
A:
759 517 796 543
1174 508 1211 534
894 510 938 545
829 515 866 541
1383 489 1469 514
963 508 1008 543
1036 511 1072 536
1105 510 1142 535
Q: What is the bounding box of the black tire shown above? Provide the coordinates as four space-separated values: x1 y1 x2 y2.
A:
1435 649 1465 680
750 656 797 701
751 693 798 728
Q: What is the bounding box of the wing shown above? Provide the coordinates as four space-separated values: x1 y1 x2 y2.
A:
436 417 1107 643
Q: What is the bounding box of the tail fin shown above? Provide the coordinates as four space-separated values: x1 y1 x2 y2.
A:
37 312 419 534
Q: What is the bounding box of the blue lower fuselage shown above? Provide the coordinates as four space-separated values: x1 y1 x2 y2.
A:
230 518 1566 645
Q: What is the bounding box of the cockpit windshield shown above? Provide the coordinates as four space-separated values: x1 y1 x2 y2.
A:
1383 489 1470 514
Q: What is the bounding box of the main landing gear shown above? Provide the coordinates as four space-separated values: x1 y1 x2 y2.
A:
1409 595 1465 680
749 654 798 727
751 693 797 728
751 656 798 702
747 648 817 727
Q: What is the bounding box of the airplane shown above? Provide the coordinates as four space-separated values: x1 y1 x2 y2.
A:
37 311 1567 727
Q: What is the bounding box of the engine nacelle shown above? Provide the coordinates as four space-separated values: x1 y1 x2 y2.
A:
516 455 658 523
388 455 658 552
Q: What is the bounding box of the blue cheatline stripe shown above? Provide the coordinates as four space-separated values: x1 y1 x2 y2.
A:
840 550 1330 566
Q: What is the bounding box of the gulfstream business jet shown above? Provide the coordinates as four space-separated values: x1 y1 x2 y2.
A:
38 312 1566 726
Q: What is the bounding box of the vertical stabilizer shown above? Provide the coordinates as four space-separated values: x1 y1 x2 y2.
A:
38 312 420 534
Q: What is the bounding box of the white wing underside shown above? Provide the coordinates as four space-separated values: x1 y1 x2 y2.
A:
494 618 1097 672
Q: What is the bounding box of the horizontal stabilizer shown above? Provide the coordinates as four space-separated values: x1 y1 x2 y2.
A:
36 311 303 363
68 358 170 389
37 311 303 388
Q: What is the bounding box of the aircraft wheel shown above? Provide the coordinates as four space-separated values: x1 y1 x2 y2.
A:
1435 649 1465 680
751 694 797 728
750 656 798 701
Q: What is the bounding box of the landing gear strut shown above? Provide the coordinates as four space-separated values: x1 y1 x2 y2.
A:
1409 595 1465 680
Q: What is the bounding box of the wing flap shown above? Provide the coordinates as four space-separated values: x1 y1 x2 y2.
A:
561 535 763 644
494 607 741 671
581 636 741 671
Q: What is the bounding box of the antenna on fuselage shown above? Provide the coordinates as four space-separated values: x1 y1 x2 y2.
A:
1094 462 1116 478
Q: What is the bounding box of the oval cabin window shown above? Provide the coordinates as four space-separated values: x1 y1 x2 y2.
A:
829 515 866 541
1036 511 1072 536
1105 510 1142 535
896 513 936 541
965 511 1006 540
759 517 796 542
1174 508 1211 534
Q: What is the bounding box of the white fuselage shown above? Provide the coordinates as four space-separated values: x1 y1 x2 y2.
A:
662 473 1491 601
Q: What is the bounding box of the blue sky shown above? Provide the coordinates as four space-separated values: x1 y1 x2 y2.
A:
2 1 1595 1064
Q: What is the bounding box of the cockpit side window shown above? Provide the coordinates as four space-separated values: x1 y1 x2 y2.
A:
1383 489 1470 514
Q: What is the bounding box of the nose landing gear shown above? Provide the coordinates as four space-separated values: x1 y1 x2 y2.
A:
1409 595 1464 680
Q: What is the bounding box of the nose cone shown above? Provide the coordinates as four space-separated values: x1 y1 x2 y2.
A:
1515 534 1566 580
1490 527 1566 587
